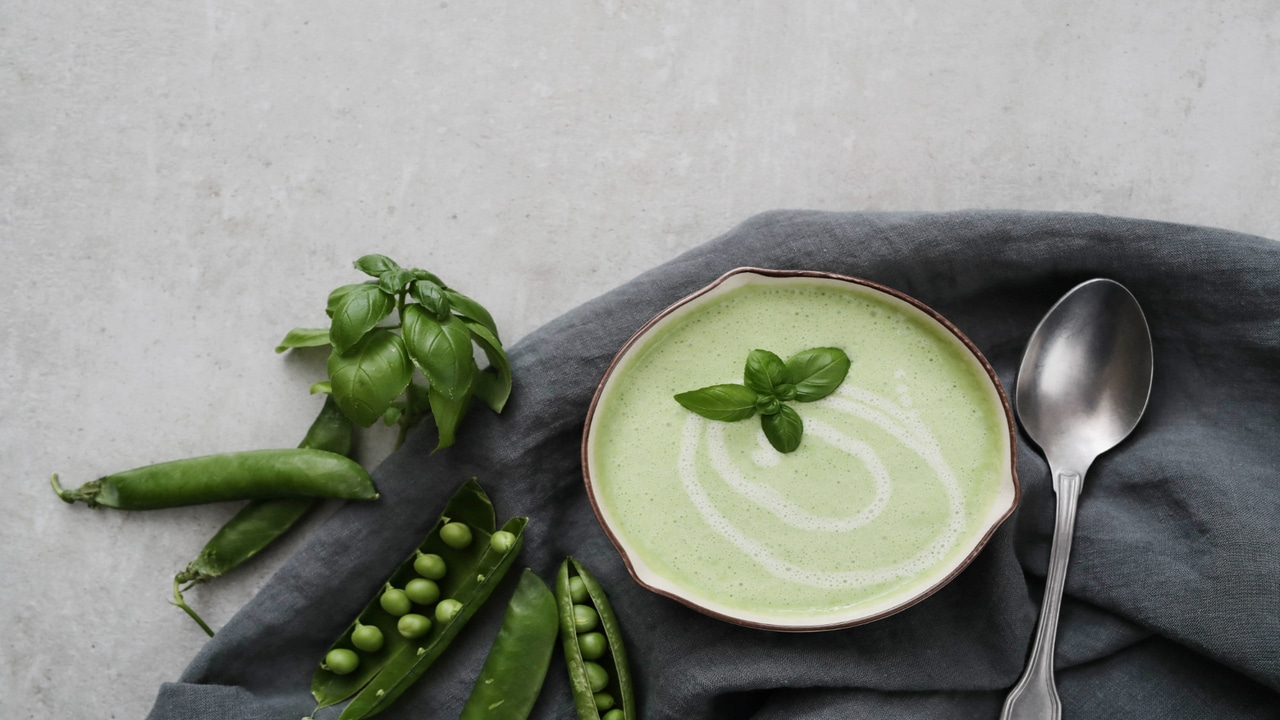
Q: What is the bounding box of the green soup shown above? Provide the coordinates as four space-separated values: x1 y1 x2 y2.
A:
586 273 1015 628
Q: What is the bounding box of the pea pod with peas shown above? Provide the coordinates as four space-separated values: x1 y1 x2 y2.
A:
310 478 528 720
556 557 636 720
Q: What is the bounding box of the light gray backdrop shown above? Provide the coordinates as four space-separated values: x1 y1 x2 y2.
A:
3 2 1278 718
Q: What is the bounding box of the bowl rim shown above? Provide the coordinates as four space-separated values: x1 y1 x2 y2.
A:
580 266 1021 632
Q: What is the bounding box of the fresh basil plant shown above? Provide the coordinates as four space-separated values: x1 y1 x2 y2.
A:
674 347 850 453
277 254 511 451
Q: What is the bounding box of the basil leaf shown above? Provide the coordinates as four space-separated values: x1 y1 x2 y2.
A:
428 384 472 451
353 254 400 278
329 284 395 355
411 268 445 286
783 347 851 402
378 267 415 295
402 305 476 400
445 289 500 342
411 280 451 319
327 329 412 427
743 349 786 395
761 404 803 453
326 283 373 318
275 327 331 354
465 321 511 413
309 381 333 395
754 394 781 415
674 384 759 422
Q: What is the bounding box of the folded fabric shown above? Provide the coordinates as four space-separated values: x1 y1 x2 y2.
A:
148 210 1280 719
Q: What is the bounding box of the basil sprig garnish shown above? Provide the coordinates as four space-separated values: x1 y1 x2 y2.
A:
674 347 850 453
277 254 512 451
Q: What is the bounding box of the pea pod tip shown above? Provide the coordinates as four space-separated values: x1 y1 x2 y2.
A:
50 474 75 504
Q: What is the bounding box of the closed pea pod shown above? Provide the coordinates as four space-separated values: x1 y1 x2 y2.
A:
51 447 376 509
169 396 358 635
555 558 636 720
310 479 528 720
170 496 316 635
459 569 558 720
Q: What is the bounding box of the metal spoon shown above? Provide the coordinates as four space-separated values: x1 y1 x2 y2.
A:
1001 278 1153 720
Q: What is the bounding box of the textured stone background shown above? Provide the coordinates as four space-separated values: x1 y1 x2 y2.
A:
3 2 1278 718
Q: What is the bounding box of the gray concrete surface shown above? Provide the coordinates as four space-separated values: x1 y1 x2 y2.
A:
3 1 1278 718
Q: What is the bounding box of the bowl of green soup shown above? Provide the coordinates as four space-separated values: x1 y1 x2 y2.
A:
582 268 1019 631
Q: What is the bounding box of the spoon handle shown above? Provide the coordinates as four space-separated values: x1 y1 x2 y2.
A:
1001 471 1083 720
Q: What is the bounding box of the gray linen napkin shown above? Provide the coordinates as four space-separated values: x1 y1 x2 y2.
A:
148 210 1280 719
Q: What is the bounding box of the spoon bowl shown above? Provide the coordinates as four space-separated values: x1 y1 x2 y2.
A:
1016 279 1154 475
1001 278 1153 720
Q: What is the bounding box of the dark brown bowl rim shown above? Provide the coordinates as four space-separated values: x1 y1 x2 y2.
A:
580 267 1021 632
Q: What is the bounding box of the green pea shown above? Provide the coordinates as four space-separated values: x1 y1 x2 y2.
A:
405 578 440 605
568 576 588 603
594 692 615 711
572 603 599 633
351 623 384 653
583 661 609 693
602 710 624 720
379 587 411 617
413 552 447 579
397 613 432 639
435 598 463 623
578 631 607 660
489 529 516 553
440 522 472 549
323 648 359 675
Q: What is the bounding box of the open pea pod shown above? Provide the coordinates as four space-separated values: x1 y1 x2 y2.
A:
555 557 636 720
310 479 526 719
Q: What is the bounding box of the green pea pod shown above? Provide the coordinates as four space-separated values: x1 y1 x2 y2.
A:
172 497 316 635
459 569 558 720
311 479 528 720
555 558 636 720
51 448 376 509
170 395 358 635
181 395 355 583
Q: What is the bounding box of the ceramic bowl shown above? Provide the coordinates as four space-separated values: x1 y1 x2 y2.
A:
581 268 1019 631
